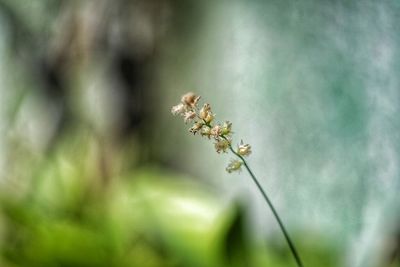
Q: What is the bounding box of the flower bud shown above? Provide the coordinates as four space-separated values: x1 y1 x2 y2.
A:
221 121 232 135
199 103 214 124
226 159 242 173
237 140 251 156
199 103 211 119
204 112 214 123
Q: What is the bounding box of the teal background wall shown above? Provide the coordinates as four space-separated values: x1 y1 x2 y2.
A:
159 1 400 266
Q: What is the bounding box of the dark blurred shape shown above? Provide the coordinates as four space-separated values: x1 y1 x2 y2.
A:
113 49 149 138
223 205 251 267
383 229 400 267
0 0 170 162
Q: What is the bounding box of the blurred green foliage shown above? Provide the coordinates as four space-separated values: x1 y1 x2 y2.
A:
0 133 342 267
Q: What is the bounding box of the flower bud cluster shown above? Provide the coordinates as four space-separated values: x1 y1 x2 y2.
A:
172 92 251 173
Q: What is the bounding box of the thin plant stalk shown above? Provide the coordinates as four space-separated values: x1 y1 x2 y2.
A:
228 144 304 267
171 92 304 267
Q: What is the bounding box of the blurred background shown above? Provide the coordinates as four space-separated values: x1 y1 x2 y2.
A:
0 0 399 266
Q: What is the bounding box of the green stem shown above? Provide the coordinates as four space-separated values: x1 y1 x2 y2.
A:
228 146 304 267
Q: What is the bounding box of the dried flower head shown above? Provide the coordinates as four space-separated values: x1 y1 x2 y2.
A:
214 139 230 153
199 103 215 124
226 159 242 173
210 125 222 139
200 126 212 138
183 111 196 123
199 103 211 120
237 140 252 156
171 103 186 116
189 122 203 134
171 92 252 173
181 92 201 108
